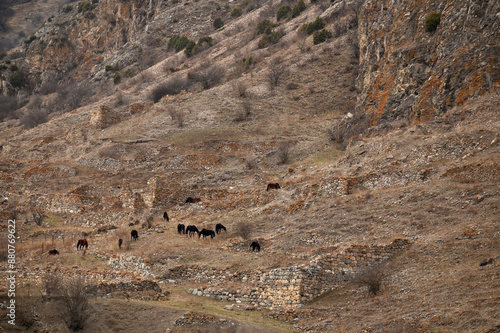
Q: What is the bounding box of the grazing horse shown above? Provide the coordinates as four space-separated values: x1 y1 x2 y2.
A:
185 197 202 204
266 183 281 191
215 223 226 234
199 228 215 239
131 230 139 241
118 238 123 249
186 225 199 237
177 223 186 235
77 239 88 251
163 211 170 222
48 249 59 255
250 241 260 252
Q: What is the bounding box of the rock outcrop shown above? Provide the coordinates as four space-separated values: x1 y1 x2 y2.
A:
357 0 499 124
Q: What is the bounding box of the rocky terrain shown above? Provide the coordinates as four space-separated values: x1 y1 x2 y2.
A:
0 0 499 332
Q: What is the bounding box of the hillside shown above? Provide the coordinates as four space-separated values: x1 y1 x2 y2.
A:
0 0 499 332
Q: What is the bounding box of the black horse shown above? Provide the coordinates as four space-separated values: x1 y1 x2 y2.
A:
266 183 281 191
250 241 260 252
77 239 88 250
131 230 139 241
215 223 226 234
177 223 186 235
118 238 123 249
185 197 202 204
186 225 199 237
199 228 215 239
163 211 169 222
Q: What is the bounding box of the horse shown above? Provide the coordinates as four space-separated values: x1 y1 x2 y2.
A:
177 223 185 235
266 183 281 191
118 238 123 249
76 239 88 250
186 225 199 237
199 228 215 239
128 222 134 227
163 211 169 222
48 249 59 255
215 223 226 234
250 241 260 252
185 197 202 204
131 230 139 241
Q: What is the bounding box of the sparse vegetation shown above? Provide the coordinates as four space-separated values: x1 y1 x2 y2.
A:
258 27 283 48
313 29 332 44
425 12 441 32
9 70 28 88
301 17 325 35
276 5 291 21
235 221 253 240
291 0 306 18
213 18 224 29
60 277 91 331
231 7 243 17
151 77 189 102
168 107 185 128
187 63 225 90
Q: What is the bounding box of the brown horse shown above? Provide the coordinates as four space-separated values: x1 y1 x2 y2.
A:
48 249 59 255
77 239 88 250
266 183 281 191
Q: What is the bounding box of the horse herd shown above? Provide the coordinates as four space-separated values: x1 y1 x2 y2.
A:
46 184 280 256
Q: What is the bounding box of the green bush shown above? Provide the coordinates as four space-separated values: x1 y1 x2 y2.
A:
0 52 6 60
113 72 121 84
174 36 190 52
258 27 283 48
291 0 306 18
105 65 115 72
10 64 18 71
313 29 332 44
213 17 224 29
424 12 441 32
198 36 213 47
168 35 180 50
302 17 325 35
276 5 291 21
77 1 92 13
151 77 188 102
9 71 27 88
123 68 135 78
256 19 277 34
184 40 196 57
231 7 243 17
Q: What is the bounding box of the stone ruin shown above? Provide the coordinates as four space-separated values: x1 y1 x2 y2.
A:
165 239 411 310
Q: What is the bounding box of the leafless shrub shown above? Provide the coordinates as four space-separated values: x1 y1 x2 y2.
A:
168 107 185 128
234 101 251 122
327 111 369 149
276 142 291 164
53 82 95 113
245 158 258 170
352 264 386 296
235 221 253 240
31 206 46 226
234 81 248 97
151 77 188 102
16 297 37 328
42 270 63 297
268 58 287 88
146 215 154 229
0 95 18 121
60 277 91 331
188 63 225 90
19 95 49 129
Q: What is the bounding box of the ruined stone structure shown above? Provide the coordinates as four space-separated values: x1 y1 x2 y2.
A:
90 105 121 130
165 239 411 309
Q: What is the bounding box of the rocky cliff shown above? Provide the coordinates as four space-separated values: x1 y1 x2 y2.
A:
357 0 499 125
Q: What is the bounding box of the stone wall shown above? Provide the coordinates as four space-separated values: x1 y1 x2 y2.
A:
170 239 411 310
90 105 121 130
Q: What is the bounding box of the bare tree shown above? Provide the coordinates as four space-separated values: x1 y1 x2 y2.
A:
276 142 291 164
31 206 46 226
268 58 287 88
168 107 185 128
235 221 253 240
60 277 91 331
